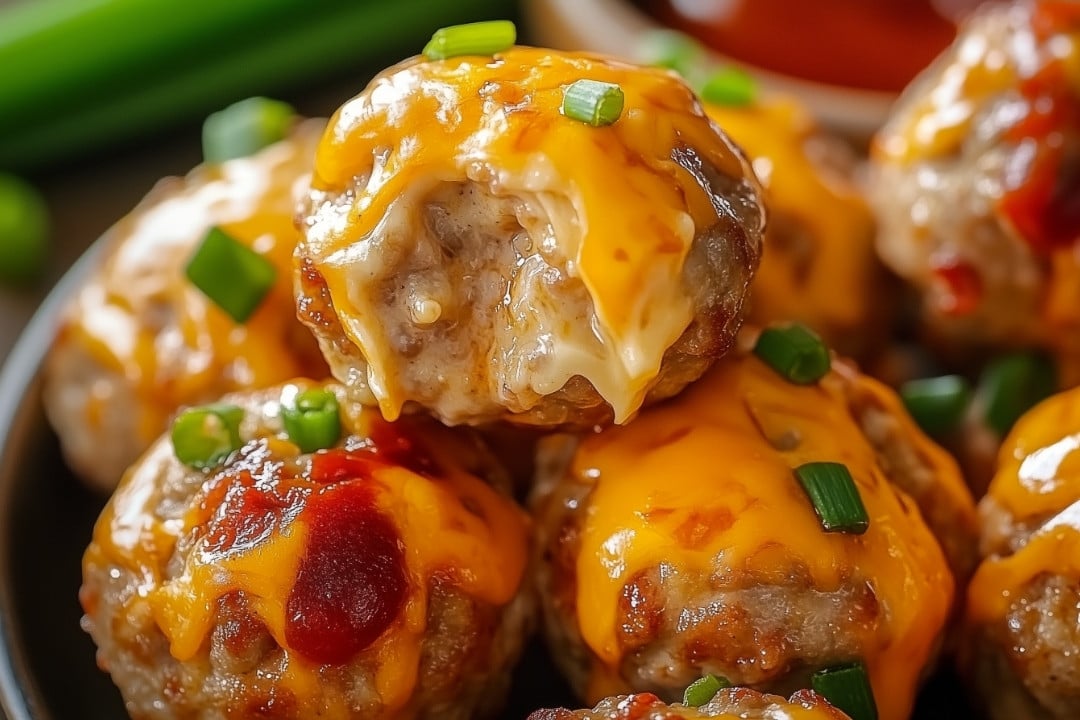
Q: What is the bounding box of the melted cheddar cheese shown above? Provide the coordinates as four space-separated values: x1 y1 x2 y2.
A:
706 99 879 354
568 351 955 720
83 381 529 716
968 385 1080 625
303 47 760 423
60 120 327 454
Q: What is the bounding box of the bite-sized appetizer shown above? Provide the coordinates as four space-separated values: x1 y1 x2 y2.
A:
297 41 765 429
706 97 885 359
43 112 328 491
533 326 977 720
529 687 851 720
869 0 1080 376
964 384 1080 719
80 380 532 719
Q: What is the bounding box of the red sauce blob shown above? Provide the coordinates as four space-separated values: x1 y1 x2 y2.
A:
614 694 665 719
998 4 1080 254
642 0 983 92
285 482 407 665
930 256 983 316
191 439 417 666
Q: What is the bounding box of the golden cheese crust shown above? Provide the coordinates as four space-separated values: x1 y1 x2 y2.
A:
296 47 764 429
43 120 328 491
532 332 975 720
80 380 532 719
965 385 1080 719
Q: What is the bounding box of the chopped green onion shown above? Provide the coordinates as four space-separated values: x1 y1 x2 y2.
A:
282 388 341 453
900 375 972 437
562 79 625 127
795 462 869 534
422 20 516 60
201 96 295 164
700 67 756 107
637 29 704 77
979 353 1056 436
171 403 244 470
811 662 878 720
185 226 276 323
0 172 48 284
683 674 731 707
753 323 831 385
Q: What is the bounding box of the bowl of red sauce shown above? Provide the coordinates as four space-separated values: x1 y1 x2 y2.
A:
525 0 987 138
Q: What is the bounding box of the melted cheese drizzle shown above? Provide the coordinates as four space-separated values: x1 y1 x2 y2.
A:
968 386 1080 624
304 47 755 423
65 121 325 445
706 99 876 345
571 353 954 720
84 385 529 715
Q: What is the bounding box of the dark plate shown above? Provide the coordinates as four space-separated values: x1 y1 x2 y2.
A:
0 243 980 719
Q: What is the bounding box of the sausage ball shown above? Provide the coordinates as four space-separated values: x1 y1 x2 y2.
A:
869 0 1080 377
964 384 1080 719
297 47 765 429
707 98 886 360
43 120 328 491
529 688 850 720
80 380 532 719
533 329 977 720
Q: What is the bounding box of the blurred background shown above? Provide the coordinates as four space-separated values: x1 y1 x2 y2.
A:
0 0 988 364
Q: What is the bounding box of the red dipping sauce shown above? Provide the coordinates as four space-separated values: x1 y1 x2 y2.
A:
642 0 987 92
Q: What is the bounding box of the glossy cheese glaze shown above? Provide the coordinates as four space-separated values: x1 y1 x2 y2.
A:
83 382 529 714
706 99 878 352
569 351 955 720
875 0 1080 254
303 47 757 423
968 385 1080 624
58 121 327 449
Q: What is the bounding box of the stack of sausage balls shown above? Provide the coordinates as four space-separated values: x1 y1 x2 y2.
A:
51 3 1080 717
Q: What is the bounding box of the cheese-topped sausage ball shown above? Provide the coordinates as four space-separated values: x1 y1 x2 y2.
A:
529 688 850 720
869 0 1080 375
80 380 532 719
44 120 328 491
707 99 885 359
534 332 976 720
965 385 1080 719
297 47 765 429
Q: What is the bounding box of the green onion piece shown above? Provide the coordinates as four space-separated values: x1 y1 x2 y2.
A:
811 662 879 720
753 323 831 385
171 403 244 470
637 29 704 77
185 226 276 323
562 79 625 127
422 20 516 60
700 67 756 107
0 172 48 283
201 96 294 164
795 462 869 534
282 388 341 453
682 674 731 707
900 374 972 437
979 353 1056 436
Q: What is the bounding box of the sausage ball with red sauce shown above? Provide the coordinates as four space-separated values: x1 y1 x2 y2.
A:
964 384 1080 719
869 0 1080 380
297 47 764 430
80 380 532 719
528 688 850 720
533 329 977 720
43 119 328 491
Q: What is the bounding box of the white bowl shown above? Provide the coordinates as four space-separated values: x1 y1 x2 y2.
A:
523 0 898 140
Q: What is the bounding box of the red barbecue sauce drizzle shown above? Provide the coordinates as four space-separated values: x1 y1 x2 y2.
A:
614 694 666 719
999 2 1080 254
930 256 984 316
190 422 441 666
